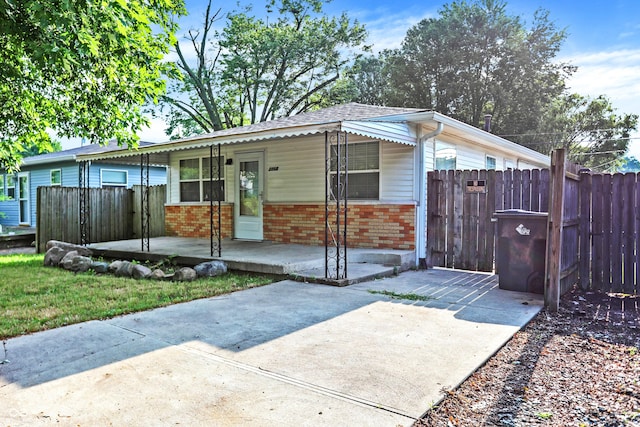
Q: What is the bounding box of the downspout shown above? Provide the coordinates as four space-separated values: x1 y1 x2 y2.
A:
416 122 444 268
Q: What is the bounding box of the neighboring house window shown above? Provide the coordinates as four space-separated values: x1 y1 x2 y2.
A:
485 156 497 170
6 174 15 199
179 157 225 202
435 143 457 170
101 170 128 188
0 174 4 197
330 141 380 200
50 169 62 186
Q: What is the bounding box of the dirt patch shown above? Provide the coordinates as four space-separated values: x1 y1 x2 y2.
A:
416 287 640 426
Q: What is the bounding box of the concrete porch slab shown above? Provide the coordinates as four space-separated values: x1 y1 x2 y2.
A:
88 237 416 280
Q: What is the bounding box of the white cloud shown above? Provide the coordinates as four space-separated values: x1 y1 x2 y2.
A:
561 49 640 159
561 49 640 116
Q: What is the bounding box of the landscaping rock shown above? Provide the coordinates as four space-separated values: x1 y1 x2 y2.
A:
90 261 110 274
132 264 153 280
115 261 135 278
149 269 166 280
194 260 228 277
61 253 93 273
45 240 92 257
108 260 123 273
173 267 197 282
44 246 67 266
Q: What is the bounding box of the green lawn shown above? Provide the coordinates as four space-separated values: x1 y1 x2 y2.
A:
0 253 275 340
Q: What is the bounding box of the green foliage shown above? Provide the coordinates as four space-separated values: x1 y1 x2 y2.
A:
0 0 186 171
356 0 571 135
344 0 637 165
529 94 638 171
0 253 273 339
160 0 368 138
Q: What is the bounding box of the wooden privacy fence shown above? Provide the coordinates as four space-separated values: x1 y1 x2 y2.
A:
426 168 550 271
577 170 639 295
132 185 166 239
427 153 639 308
36 185 166 252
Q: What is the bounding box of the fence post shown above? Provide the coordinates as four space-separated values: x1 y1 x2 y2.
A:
546 149 566 312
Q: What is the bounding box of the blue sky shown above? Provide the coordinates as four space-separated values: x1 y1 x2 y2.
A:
148 0 640 156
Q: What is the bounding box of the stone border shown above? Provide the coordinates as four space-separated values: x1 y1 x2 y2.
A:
43 240 227 281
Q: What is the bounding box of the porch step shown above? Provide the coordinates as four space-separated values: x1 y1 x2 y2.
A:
290 263 400 287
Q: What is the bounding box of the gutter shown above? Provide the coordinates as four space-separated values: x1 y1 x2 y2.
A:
416 122 444 267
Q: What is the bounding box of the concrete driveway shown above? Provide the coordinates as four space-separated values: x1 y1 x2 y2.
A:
0 269 542 426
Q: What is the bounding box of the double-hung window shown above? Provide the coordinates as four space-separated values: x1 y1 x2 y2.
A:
485 156 497 170
179 156 225 202
435 142 457 170
50 169 62 186
330 141 379 200
101 170 128 188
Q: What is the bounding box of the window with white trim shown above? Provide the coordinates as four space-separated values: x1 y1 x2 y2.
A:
101 169 128 188
179 156 225 202
330 141 379 200
6 174 15 199
435 142 456 170
50 169 62 186
485 156 497 170
0 174 4 198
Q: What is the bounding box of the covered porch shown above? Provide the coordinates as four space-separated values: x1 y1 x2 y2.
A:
88 237 415 285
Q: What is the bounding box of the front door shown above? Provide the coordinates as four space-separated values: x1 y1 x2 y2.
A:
234 152 264 240
18 173 30 225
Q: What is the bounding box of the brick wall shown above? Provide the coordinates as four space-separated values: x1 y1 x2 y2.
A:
264 203 415 250
165 204 233 238
165 203 415 250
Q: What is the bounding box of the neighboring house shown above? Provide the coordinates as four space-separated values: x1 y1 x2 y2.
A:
75 103 550 265
0 141 167 227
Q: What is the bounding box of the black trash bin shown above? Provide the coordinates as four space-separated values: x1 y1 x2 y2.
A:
493 209 548 294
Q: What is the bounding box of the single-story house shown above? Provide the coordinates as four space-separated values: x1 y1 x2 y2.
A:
75 103 550 265
0 141 167 227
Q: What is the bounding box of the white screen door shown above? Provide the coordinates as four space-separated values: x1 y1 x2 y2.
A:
234 152 264 240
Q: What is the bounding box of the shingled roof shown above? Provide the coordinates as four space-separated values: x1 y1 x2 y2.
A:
21 140 158 166
172 103 424 142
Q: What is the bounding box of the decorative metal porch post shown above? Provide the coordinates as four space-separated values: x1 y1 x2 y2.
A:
140 153 150 252
78 161 91 246
325 131 348 280
210 144 222 257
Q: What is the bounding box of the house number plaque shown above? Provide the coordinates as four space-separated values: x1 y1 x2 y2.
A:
466 180 486 193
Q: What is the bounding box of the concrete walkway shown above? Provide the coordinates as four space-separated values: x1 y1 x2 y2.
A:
0 269 543 426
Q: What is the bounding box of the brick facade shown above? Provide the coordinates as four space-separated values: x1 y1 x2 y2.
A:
165 203 415 250
165 204 233 238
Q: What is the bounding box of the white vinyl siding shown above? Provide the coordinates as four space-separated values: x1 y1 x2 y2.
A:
167 136 416 204
380 142 414 200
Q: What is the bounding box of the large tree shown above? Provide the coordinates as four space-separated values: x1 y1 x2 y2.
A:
160 0 368 138
525 94 638 171
350 0 572 137
0 0 185 171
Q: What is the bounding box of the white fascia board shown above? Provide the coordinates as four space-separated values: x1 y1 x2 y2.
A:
21 154 76 166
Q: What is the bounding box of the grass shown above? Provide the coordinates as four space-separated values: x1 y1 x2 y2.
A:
0 253 275 340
